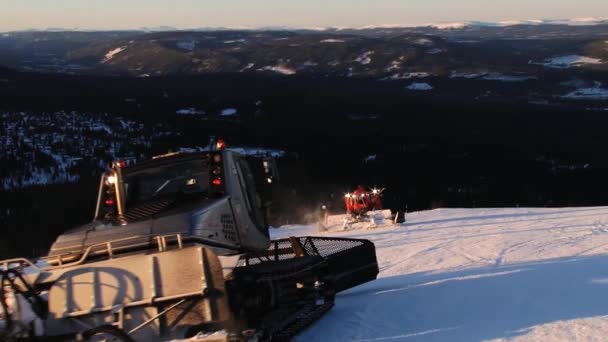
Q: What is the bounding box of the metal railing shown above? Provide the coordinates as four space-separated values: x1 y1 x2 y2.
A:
0 233 185 273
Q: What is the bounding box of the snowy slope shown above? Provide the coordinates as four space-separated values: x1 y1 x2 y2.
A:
271 207 608 341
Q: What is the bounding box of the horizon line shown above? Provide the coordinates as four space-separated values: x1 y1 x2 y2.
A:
2 17 608 34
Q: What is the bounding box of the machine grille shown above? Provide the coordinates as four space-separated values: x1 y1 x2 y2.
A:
123 198 174 222
221 214 237 242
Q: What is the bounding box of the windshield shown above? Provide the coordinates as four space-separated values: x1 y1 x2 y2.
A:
123 159 209 208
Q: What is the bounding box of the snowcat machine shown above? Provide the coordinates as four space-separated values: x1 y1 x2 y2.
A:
344 186 385 221
0 148 379 341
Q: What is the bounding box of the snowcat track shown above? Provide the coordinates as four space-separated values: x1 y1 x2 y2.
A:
230 236 378 340
269 302 334 341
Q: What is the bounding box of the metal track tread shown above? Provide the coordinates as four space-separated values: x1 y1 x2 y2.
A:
229 254 334 341
227 237 379 341
268 302 334 341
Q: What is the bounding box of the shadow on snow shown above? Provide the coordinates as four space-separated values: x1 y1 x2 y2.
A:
299 253 608 341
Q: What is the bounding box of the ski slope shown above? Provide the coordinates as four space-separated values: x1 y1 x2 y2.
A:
271 207 608 342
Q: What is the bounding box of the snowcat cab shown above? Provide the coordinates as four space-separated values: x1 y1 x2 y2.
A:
0 150 379 341
345 186 385 219
48 149 273 263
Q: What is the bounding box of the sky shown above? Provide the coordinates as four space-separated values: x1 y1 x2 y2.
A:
1 0 607 31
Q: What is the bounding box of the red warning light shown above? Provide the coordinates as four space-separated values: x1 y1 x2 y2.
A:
216 139 226 150
104 198 114 206
112 160 127 168
212 178 222 186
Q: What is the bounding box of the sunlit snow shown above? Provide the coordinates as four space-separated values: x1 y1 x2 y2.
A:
430 22 467 29
258 65 296 75
102 46 126 63
272 207 608 342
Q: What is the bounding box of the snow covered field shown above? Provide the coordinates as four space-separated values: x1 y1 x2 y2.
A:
271 207 608 341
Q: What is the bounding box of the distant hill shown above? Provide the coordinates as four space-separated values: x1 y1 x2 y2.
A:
1 28 608 107
1 26 607 78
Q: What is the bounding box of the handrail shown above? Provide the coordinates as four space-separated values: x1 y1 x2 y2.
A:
0 258 39 272
0 233 186 273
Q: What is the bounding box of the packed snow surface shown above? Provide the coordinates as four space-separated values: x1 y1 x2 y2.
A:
563 82 608 100
451 72 487 79
383 72 431 81
385 60 404 72
179 145 286 157
175 108 205 115
415 38 434 46
320 39 346 43
407 82 434 91
239 63 255 72
176 41 196 51
300 61 319 68
537 55 603 68
257 65 296 75
220 108 237 116
223 39 246 44
271 207 608 341
450 72 536 82
355 51 375 65
365 154 377 162
481 74 537 82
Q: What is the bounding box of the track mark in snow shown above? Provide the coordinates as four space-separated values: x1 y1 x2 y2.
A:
494 240 537 267
445 246 493 265
352 327 459 341
574 241 608 257
375 269 526 295
379 238 457 273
